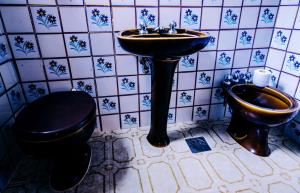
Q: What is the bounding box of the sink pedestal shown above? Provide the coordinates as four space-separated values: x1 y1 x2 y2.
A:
147 58 179 147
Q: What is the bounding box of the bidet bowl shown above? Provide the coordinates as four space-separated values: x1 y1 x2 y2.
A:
117 28 210 58
226 84 299 126
223 84 299 156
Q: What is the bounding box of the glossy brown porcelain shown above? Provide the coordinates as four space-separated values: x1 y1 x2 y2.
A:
117 28 210 58
117 28 210 147
224 84 299 156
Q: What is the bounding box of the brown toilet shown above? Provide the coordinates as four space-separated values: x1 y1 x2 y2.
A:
223 83 299 157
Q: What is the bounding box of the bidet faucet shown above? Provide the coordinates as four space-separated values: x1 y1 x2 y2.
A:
138 22 148 35
168 21 177 34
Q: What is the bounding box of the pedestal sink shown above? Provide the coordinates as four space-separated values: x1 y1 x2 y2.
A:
117 28 210 147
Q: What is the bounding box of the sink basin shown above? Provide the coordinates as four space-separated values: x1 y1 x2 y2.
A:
117 29 210 58
117 28 210 147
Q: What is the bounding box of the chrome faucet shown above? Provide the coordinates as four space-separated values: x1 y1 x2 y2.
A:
168 21 177 34
138 22 148 35
153 26 165 33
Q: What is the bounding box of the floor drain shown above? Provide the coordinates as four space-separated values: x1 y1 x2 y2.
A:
185 136 211 153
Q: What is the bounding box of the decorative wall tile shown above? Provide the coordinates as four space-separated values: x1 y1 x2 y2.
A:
198 51 216 70
177 90 194 107
181 8 201 30
118 76 137 95
9 35 40 59
99 96 119 114
221 8 241 29
202 31 218 51
136 8 158 28
250 49 268 67
101 114 120 131
233 49 251 68
265 48 285 70
253 28 273 48
282 53 300 76
258 7 277 28
271 29 291 50
0 35 11 63
236 30 254 49
7 85 24 112
120 95 138 113
86 7 112 32
196 71 213 89
23 82 48 102
64 34 90 57
179 54 197 72
31 7 61 33
216 51 233 69
121 112 139 129
94 56 115 77
194 89 211 105
176 107 193 122
73 79 96 97
193 105 209 121
44 59 70 80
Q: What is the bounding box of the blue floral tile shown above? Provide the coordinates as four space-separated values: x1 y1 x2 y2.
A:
282 53 300 76
99 96 119 114
65 34 90 57
0 36 10 63
196 71 213 88
167 108 176 124
221 8 240 29
87 7 112 31
271 29 291 50
9 35 40 59
258 7 277 27
211 88 224 103
216 51 233 69
7 85 24 112
136 8 158 27
265 67 279 87
94 56 115 77
140 94 151 110
118 76 138 95
23 82 48 102
236 30 254 49
121 113 139 129
44 59 70 80
138 57 152 74
193 105 209 121
179 53 197 71
250 49 268 66
73 79 96 97
31 7 61 33
177 90 193 107
181 8 201 29
202 31 218 51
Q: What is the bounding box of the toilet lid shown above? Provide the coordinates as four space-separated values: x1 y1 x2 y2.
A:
13 91 96 141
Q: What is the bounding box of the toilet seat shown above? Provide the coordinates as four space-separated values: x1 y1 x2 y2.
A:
13 91 96 143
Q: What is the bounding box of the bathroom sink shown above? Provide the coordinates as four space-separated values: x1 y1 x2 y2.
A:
117 28 210 58
117 26 210 147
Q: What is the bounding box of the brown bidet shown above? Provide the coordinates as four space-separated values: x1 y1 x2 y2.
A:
223 84 299 156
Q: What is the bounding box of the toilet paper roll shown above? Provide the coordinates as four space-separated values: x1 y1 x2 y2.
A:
253 69 271 87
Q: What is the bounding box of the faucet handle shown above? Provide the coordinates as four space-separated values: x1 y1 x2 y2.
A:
168 21 177 34
139 22 148 35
